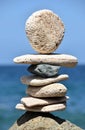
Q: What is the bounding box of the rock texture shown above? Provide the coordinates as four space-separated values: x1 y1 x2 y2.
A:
16 102 66 112
10 9 81 130
25 9 65 54
21 96 69 107
21 74 69 86
13 54 78 67
28 64 60 77
9 112 82 130
26 83 67 98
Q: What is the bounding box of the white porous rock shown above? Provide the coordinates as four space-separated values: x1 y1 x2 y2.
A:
21 96 69 107
25 9 65 54
16 102 66 112
26 83 67 98
13 54 78 67
21 74 69 86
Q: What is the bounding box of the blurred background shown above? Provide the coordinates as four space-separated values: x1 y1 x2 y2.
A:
0 0 85 129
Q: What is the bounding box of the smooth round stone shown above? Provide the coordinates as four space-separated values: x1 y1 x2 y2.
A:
21 96 69 107
16 102 66 112
13 54 78 67
25 9 65 54
28 64 60 77
21 74 69 86
26 83 67 98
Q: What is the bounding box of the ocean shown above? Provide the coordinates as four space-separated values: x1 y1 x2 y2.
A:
0 65 85 130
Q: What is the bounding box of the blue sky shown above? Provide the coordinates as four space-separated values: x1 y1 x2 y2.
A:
0 0 85 65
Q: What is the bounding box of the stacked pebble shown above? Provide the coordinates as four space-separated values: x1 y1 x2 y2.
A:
14 9 78 113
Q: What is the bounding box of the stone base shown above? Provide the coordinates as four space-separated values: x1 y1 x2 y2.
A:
9 111 82 130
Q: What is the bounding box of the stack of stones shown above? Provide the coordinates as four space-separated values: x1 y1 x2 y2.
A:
14 10 78 113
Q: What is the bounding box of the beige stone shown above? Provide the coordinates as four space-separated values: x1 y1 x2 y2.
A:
26 83 67 98
21 74 69 86
21 96 69 107
9 112 82 130
25 9 65 54
16 102 66 112
13 54 78 67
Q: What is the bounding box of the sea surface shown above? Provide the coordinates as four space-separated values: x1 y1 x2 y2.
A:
0 65 85 130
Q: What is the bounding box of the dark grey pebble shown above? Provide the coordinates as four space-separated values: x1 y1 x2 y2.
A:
27 64 60 78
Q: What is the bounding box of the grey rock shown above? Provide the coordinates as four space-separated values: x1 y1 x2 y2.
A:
9 112 82 130
28 64 60 77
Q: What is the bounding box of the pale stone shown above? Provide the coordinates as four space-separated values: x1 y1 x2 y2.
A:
16 102 66 112
26 83 67 98
21 74 69 86
13 54 78 67
25 9 65 54
9 112 82 130
21 96 69 107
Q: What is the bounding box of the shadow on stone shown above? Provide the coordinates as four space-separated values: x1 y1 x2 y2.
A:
17 111 65 126
9 111 82 130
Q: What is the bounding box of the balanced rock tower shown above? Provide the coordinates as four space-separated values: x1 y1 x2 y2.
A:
9 10 82 130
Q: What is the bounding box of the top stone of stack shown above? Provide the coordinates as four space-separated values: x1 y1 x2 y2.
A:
25 9 65 54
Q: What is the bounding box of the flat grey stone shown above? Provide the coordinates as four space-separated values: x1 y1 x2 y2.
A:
28 64 60 77
9 112 82 130
21 74 69 86
13 54 78 67
16 102 66 112
21 96 69 107
25 9 65 54
26 83 67 98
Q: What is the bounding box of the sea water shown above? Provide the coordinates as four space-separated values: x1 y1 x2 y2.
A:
0 65 85 130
